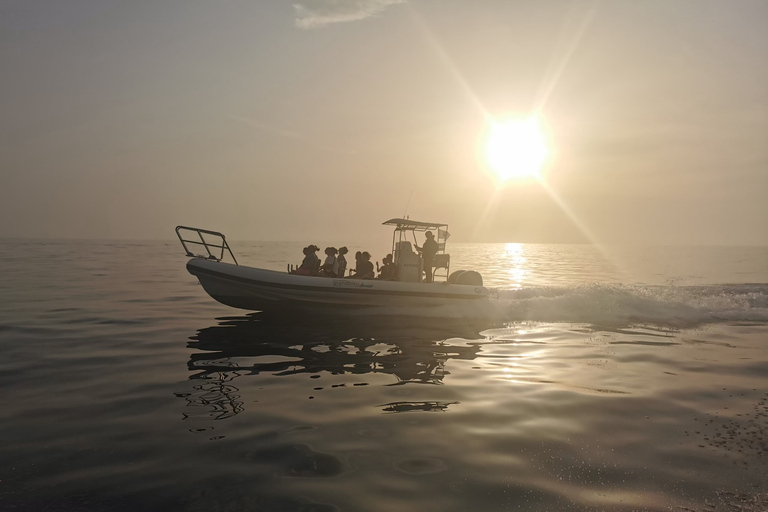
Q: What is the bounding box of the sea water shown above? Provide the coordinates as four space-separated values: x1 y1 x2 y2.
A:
1 240 767 511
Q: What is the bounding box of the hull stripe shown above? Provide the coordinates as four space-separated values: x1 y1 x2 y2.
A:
188 263 485 300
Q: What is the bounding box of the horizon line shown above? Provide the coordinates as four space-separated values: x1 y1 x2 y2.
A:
0 235 766 248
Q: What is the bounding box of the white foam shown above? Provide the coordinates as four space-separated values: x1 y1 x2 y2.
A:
496 283 768 326
350 284 768 327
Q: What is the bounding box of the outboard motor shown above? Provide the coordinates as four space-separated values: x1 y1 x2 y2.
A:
448 270 483 286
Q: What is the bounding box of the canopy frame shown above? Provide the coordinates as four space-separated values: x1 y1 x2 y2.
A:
384 218 451 282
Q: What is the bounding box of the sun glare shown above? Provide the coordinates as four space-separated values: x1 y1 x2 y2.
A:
485 118 548 183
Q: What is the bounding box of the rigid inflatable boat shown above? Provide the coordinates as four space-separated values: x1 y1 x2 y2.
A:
177 219 488 311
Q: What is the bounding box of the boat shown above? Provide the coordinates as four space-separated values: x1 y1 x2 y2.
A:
176 219 488 311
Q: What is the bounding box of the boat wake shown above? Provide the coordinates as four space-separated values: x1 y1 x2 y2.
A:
347 283 768 328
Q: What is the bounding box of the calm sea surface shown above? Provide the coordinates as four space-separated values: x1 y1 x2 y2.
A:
1 240 767 511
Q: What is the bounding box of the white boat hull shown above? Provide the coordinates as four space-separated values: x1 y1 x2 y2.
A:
186 258 488 311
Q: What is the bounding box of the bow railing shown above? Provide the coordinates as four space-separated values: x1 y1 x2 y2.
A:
175 226 238 265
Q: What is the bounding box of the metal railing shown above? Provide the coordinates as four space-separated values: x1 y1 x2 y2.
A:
175 226 238 265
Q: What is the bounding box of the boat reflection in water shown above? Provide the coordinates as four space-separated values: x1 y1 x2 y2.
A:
180 312 490 420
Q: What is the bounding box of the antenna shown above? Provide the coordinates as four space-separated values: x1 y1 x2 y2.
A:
402 189 413 219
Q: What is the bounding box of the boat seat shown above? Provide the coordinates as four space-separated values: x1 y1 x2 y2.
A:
396 241 414 254
431 253 450 281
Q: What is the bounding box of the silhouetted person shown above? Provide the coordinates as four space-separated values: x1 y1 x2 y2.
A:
350 251 362 278
354 251 375 280
377 254 396 280
338 247 348 277
305 245 320 275
320 247 339 277
294 245 320 275
416 231 438 283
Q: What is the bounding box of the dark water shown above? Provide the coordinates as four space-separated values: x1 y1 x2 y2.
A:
2 240 767 511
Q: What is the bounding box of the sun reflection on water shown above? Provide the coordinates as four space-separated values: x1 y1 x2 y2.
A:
503 243 528 289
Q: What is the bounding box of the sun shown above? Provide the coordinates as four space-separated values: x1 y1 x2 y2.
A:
485 117 548 183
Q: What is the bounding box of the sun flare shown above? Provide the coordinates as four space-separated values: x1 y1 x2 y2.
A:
485 118 548 182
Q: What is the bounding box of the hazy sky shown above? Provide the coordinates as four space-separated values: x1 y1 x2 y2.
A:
1 0 766 244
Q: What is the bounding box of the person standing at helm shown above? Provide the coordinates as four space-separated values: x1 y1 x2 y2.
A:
416 231 438 283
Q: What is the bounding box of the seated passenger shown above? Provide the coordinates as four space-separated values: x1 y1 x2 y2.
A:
291 247 312 276
355 251 375 280
349 251 362 278
293 245 320 276
377 254 396 280
319 247 339 277
337 247 348 277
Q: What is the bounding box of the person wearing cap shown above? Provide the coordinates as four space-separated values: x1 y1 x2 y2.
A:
299 245 320 275
416 231 438 283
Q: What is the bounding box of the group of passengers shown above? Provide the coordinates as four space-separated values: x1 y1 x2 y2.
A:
295 245 396 280
293 231 438 282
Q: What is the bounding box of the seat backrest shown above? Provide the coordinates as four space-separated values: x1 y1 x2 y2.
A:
396 240 413 254
395 245 422 282
432 253 450 269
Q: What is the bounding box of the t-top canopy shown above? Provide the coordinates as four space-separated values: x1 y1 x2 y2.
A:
382 218 448 231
